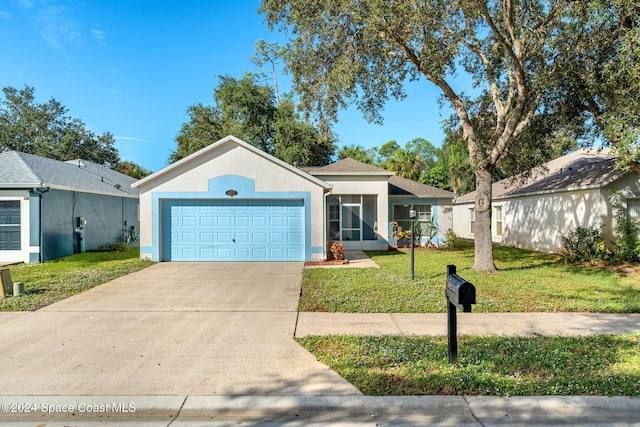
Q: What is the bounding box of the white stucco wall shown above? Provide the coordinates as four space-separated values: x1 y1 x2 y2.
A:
453 188 613 254
136 141 328 261
500 189 608 253
435 202 454 240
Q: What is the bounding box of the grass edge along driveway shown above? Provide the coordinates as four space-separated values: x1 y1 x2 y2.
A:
300 243 640 313
0 248 154 311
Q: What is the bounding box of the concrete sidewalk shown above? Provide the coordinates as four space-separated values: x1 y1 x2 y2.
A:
295 312 640 337
0 395 638 426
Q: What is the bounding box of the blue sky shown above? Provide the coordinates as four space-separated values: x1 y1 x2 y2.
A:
0 0 453 172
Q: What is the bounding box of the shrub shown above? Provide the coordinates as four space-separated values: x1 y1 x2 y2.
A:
561 225 611 263
91 241 130 253
442 229 461 249
328 241 345 261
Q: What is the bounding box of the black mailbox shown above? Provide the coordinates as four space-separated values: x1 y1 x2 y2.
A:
446 265 476 312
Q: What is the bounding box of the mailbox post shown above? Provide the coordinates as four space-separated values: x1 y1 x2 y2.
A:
445 264 476 364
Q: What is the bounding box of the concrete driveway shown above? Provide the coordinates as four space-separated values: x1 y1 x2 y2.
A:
0 262 360 396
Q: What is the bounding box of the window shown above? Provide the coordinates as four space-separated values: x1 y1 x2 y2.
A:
469 207 475 234
0 200 21 251
393 204 432 235
495 206 503 236
629 199 640 226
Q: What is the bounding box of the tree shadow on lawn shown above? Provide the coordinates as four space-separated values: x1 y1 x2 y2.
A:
306 335 640 396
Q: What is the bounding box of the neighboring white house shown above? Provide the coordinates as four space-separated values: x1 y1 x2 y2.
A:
452 149 640 254
133 135 454 262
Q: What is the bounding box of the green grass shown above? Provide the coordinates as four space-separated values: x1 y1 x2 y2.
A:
298 334 640 396
0 248 154 311
300 242 640 313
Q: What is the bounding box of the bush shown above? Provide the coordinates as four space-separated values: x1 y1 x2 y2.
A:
561 225 611 263
91 241 130 253
442 229 461 249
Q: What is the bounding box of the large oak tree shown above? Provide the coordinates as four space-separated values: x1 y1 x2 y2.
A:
170 73 335 166
261 0 602 272
0 86 119 167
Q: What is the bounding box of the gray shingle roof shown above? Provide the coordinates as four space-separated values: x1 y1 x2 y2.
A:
309 158 394 175
389 175 454 198
0 151 138 197
456 149 625 203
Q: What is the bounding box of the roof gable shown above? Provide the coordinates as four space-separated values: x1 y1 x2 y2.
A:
456 149 626 203
133 135 330 190
0 151 138 197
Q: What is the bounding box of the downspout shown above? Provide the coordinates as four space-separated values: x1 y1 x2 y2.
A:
34 186 49 263
323 186 334 261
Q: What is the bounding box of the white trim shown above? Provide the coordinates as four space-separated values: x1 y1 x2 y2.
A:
0 196 30 263
311 171 394 177
0 184 137 199
133 135 331 190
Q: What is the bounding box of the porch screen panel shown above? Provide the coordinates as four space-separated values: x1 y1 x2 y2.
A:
363 196 377 240
341 204 361 241
0 200 20 250
327 196 341 240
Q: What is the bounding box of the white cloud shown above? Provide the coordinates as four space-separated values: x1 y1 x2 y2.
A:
0 10 12 20
16 1 103 50
115 136 151 143
33 4 82 49
91 28 106 44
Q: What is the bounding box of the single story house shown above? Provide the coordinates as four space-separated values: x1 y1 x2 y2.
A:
452 149 640 253
133 135 454 262
0 151 140 263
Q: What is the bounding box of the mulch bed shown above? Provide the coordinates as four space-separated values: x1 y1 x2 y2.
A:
304 259 350 266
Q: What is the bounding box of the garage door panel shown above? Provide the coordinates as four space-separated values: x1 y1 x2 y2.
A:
253 232 267 243
235 232 250 243
200 248 214 258
217 216 233 227
252 216 267 227
236 216 250 227
270 232 285 243
162 199 304 261
200 216 214 227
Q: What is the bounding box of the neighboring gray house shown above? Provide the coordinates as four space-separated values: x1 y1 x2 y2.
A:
0 151 139 263
452 149 640 254
133 135 454 262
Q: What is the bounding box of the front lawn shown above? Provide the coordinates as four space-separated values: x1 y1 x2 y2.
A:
300 242 640 313
0 248 154 311
298 334 640 396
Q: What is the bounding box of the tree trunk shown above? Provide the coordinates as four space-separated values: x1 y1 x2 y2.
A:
473 167 498 273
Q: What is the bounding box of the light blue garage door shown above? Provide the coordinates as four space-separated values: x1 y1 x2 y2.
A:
162 199 305 261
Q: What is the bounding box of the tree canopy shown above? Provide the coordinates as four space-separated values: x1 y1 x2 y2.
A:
170 73 336 166
261 0 630 272
0 85 119 167
550 0 640 174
